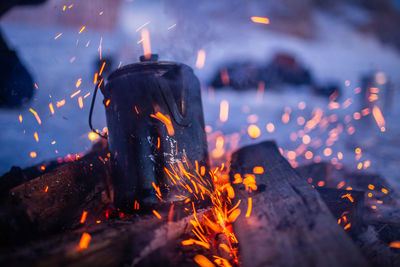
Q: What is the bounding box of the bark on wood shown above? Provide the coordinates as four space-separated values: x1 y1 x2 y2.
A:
0 160 65 198
229 141 368 267
0 208 212 267
1 140 113 244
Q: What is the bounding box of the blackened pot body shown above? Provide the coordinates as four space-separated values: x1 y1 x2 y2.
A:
100 56 209 209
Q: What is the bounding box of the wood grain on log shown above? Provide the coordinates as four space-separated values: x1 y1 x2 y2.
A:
229 141 368 267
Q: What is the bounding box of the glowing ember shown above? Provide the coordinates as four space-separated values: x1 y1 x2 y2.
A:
368 184 375 190
57 100 66 108
54 33 62 40
372 105 386 132
305 151 313 159
266 123 275 133
196 50 206 69
343 223 351 230
34 132 39 143
29 108 42 125
389 241 400 248
341 193 354 203
78 26 86 34
253 166 264 174
78 232 91 250
88 132 99 142
336 181 345 189
194 254 215 267
71 90 81 98
219 100 229 122
99 62 106 76
49 103 55 115
152 210 162 220
245 197 252 217
250 16 270 24
168 24 177 30
302 135 311 144
75 79 82 89
323 148 332 157
80 211 88 224
78 96 84 109
150 112 175 136
247 125 261 139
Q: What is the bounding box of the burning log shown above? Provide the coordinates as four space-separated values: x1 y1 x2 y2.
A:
1 141 384 266
229 141 368 267
1 139 113 242
0 206 213 266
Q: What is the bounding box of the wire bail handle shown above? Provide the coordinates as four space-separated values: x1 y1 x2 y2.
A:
89 76 108 139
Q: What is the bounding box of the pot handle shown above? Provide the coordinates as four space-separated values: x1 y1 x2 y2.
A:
89 77 108 139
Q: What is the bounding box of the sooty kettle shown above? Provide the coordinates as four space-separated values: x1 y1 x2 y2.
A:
89 54 210 210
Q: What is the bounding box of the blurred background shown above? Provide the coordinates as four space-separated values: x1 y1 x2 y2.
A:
1 0 400 191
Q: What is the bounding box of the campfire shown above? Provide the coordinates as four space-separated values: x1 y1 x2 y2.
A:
1 52 398 267
1 2 400 266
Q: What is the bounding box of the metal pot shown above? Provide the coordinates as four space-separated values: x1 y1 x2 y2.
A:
89 54 209 209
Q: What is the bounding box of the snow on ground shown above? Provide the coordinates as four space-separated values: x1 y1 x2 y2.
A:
0 1 400 192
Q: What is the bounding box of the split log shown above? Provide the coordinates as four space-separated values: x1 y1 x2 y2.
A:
0 160 65 198
0 208 212 267
229 141 368 267
0 140 113 244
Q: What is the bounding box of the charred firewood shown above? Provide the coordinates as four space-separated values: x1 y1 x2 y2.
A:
229 141 368 267
0 139 113 245
0 160 65 200
0 208 214 267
